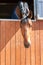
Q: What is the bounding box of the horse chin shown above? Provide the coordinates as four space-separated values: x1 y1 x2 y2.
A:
24 42 31 48
24 36 31 48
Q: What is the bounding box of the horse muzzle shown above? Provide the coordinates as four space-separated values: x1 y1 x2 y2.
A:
24 42 30 48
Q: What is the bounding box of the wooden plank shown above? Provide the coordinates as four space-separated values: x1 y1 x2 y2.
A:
5 21 11 65
0 20 43 65
25 46 31 65
35 21 40 65
15 21 21 65
1 21 6 65
40 21 43 65
26 26 32 65
10 21 15 65
20 24 25 65
30 22 35 65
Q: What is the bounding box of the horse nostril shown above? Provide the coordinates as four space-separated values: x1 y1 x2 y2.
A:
24 42 30 48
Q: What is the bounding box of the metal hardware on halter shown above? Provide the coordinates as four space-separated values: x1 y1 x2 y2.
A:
21 13 29 21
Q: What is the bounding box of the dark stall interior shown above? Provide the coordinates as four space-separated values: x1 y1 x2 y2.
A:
0 3 16 18
0 0 34 19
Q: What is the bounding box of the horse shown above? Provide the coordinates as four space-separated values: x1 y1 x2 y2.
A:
15 5 32 48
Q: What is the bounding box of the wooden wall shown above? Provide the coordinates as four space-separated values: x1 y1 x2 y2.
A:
0 20 43 65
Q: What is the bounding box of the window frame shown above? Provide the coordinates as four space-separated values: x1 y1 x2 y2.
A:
37 0 43 20
0 1 42 21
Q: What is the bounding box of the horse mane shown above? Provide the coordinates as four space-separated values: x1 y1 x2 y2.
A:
15 6 22 19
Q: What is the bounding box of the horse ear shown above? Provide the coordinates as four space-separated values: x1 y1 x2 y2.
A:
15 6 22 19
28 10 33 19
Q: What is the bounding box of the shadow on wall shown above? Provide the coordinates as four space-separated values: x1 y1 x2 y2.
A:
32 20 43 30
0 21 20 52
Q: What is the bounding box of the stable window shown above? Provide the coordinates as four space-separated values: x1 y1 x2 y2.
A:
0 0 36 20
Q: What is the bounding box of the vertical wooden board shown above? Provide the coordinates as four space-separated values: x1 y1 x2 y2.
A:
10 21 15 65
35 21 40 65
20 26 25 65
15 21 21 65
26 26 32 65
25 46 31 65
40 21 43 65
5 21 11 65
1 21 5 65
30 22 35 65
0 21 1 65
